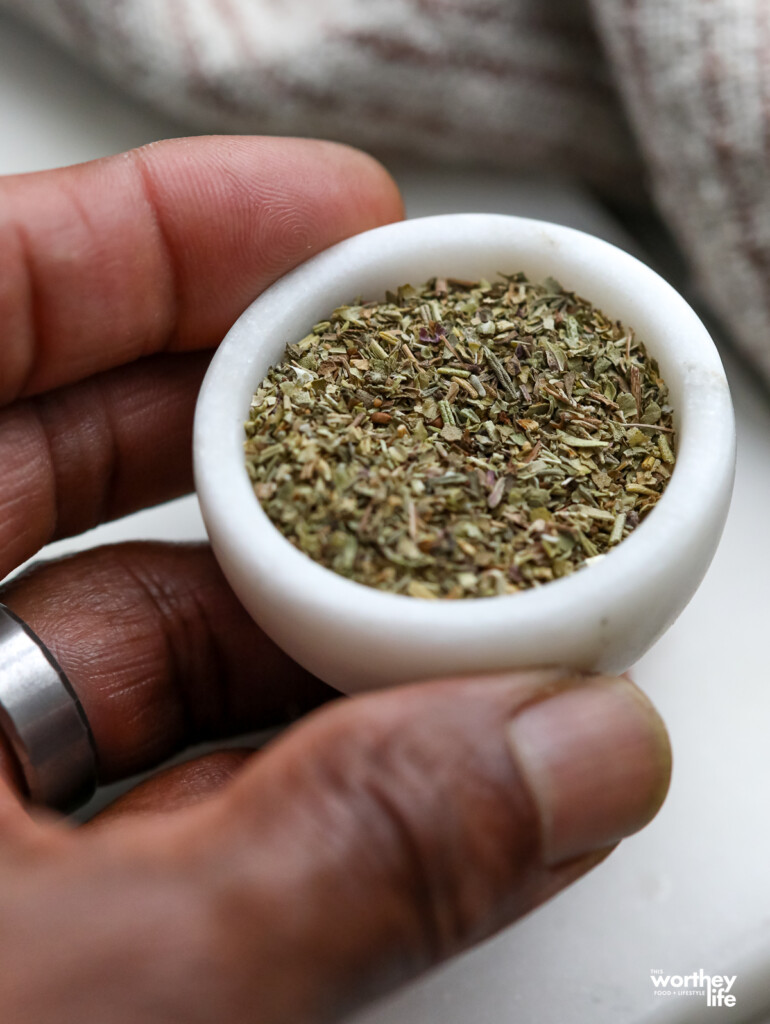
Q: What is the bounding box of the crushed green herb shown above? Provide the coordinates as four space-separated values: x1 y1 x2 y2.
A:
244 274 676 599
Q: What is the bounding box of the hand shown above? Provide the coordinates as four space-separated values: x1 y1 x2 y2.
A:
0 137 671 1024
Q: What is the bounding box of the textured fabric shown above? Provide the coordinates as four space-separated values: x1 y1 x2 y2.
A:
2 0 770 381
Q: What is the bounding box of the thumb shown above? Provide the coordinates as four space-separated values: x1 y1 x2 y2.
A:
186 672 670 1024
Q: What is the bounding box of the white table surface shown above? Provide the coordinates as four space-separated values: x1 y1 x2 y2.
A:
1 11 769 1023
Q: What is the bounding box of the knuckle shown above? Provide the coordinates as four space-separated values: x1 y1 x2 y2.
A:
288 695 539 964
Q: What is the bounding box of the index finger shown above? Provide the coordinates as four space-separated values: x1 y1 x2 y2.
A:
0 136 403 405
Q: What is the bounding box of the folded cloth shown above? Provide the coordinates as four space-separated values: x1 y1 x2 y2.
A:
2 0 769 382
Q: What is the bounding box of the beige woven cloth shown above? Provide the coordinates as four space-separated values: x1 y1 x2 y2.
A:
3 0 770 382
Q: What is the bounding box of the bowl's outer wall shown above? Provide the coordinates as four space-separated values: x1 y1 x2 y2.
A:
194 215 736 692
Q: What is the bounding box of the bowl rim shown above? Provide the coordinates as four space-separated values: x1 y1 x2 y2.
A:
193 213 736 638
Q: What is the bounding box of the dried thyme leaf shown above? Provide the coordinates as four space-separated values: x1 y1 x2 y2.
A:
244 274 676 599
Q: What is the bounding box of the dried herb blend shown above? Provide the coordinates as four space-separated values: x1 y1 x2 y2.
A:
244 275 675 599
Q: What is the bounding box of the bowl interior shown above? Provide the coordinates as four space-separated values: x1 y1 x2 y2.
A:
217 215 725 448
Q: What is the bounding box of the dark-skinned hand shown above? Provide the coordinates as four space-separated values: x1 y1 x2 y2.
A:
0 137 671 1024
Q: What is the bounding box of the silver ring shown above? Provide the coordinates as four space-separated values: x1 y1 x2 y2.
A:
0 605 97 812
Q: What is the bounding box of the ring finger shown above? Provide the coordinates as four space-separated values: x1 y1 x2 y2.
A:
0 542 337 795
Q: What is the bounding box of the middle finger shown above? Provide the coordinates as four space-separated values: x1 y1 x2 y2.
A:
0 352 211 578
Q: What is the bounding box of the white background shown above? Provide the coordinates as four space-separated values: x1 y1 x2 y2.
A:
0 11 769 1023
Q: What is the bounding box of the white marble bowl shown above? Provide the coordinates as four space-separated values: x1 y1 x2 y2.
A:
193 214 735 693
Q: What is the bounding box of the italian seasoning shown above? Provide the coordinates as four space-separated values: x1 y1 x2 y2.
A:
244 275 676 599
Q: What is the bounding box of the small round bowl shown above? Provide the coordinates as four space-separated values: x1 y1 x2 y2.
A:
193 214 735 693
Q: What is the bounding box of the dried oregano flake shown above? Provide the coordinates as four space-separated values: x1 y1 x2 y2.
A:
244 274 676 599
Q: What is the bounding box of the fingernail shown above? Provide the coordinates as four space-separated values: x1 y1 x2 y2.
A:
507 677 671 866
